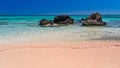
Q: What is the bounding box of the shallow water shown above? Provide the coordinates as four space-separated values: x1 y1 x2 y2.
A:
0 15 120 45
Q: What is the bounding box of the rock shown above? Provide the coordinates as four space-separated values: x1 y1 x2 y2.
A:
80 18 86 22
39 19 52 26
39 19 59 27
39 19 51 26
81 12 106 26
53 15 74 25
65 18 74 24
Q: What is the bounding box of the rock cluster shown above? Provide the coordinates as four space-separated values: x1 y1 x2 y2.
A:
39 15 74 27
39 13 106 27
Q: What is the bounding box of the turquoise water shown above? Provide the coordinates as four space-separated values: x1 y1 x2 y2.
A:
0 15 120 45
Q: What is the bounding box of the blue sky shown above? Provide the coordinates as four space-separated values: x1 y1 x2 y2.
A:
0 0 120 15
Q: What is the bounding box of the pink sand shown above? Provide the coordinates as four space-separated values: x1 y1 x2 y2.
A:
0 40 120 68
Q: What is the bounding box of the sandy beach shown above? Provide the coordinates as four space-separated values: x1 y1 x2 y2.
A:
0 0 120 67
0 40 120 68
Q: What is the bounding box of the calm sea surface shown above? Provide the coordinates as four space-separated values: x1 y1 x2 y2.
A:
0 15 120 45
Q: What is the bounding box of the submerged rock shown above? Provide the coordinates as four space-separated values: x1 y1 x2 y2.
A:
54 15 74 25
81 12 106 26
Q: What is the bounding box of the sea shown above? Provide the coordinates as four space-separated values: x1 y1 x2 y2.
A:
0 15 120 45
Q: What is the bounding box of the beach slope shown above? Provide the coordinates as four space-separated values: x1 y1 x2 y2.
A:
0 41 120 68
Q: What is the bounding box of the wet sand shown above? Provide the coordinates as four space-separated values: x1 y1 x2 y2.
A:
0 40 120 68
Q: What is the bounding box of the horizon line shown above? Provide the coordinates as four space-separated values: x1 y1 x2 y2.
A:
1 13 120 16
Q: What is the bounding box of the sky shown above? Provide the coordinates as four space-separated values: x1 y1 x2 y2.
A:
0 0 120 15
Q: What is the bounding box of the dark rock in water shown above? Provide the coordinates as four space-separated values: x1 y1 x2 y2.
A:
39 19 50 24
39 19 59 27
39 19 52 26
81 18 85 21
0 22 8 25
53 15 74 25
80 18 86 22
81 12 106 26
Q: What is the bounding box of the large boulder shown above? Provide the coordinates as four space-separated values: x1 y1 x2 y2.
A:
54 15 74 25
81 13 106 26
